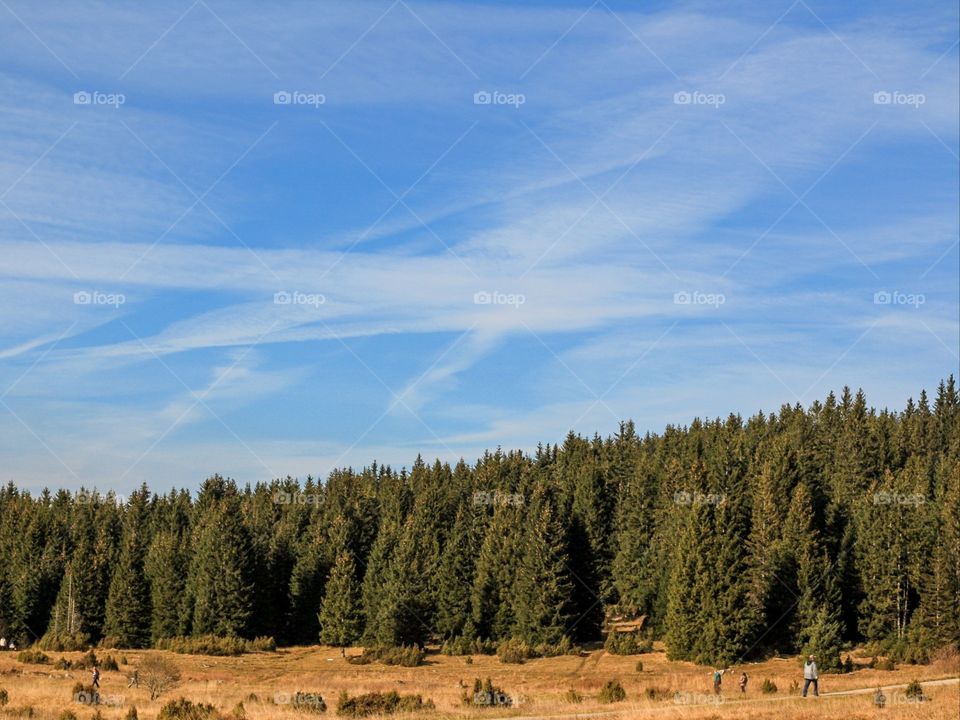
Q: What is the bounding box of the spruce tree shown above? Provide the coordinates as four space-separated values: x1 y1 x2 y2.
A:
318 549 362 647
103 487 152 647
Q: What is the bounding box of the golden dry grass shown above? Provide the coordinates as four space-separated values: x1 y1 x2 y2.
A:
0 644 957 720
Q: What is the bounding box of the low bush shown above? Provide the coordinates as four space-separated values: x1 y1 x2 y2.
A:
644 687 670 701
635 660 643 672
71 683 99 705
157 699 221 720
230 702 245 719
904 679 924 700
842 655 855 673
125 708 138 720
0 689 8 707
16 650 49 665
761 679 777 694
58 712 77 720
562 689 582 704
534 636 577 657
604 632 653 655
463 678 511 707
346 645 425 667
869 656 896 671
336 691 433 717
153 635 276 656
36 633 90 652
101 654 119 671
496 638 530 664
440 636 495 656
598 680 626 703
291 693 326 713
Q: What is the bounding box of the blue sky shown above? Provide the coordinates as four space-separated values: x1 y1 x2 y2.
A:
0 0 957 493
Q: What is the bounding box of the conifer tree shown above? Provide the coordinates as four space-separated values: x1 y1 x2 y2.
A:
103 487 152 647
318 549 363 647
511 486 574 646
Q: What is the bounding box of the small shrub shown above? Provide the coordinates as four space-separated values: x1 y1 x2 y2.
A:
336 691 433 717
441 636 495 656
58 712 77 720
904 679 924 699
464 678 511 707
291 693 326 713
788 680 799 695
870 656 896 671
644 687 670 701
249 637 277 652
0 689 8 707
635 660 643 672
8 708 34 718
230 702 245 719
126 707 138 720
157 698 220 720
244 694 259 703
534 636 574 657
761 679 777 694
562 689 582 704
71 683 98 705
346 645 425 667
842 655 854 673
604 631 653 655
120 656 129 665
464 656 473 665
598 680 626 703
140 654 181 700
101 654 119 671
16 650 50 665
496 638 530 664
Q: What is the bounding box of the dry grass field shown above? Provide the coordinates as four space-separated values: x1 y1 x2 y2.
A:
1 644 957 720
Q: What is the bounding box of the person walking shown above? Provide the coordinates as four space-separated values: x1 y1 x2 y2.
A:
739 671 748 694
802 655 819 697
712 668 726 695
91 665 100 689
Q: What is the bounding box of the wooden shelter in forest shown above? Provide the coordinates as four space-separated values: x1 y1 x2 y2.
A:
602 608 647 636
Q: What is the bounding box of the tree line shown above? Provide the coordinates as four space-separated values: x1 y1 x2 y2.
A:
0 378 957 667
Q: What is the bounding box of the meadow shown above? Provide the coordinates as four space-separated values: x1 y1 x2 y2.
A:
1 644 957 720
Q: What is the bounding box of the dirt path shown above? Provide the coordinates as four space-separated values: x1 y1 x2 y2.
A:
494 676 960 720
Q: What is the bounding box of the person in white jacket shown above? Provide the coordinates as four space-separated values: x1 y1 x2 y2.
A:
802 655 819 697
